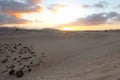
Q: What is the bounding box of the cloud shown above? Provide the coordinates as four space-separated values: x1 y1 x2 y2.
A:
47 4 67 13
80 4 91 8
80 1 108 9
73 13 107 26
94 1 108 8
64 12 120 26
117 4 120 7
108 13 120 22
0 0 42 17
107 12 119 18
114 15 120 21
0 13 30 24
0 0 41 25
115 4 120 8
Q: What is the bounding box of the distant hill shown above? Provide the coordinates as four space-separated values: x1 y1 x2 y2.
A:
0 27 26 31
0 27 120 32
0 27 60 32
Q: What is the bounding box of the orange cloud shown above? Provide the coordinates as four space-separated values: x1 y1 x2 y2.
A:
54 4 67 8
34 0 41 3
0 13 31 25
4 6 42 18
0 0 42 18
0 0 42 25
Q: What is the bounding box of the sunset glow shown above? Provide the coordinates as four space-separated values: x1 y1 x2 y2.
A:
60 27 73 31
0 0 120 31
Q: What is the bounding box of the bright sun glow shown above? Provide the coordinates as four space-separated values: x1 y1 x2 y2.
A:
22 6 80 25
60 27 73 31
53 6 79 24
21 5 85 30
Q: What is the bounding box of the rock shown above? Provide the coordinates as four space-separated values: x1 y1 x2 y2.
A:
31 52 34 54
19 56 21 58
15 70 24 78
12 57 17 61
9 70 15 75
0 42 45 78
9 64 15 69
18 43 22 46
30 62 33 65
27 65 30 68
28 68 32 72
17 60 20 63
33 55 36 57
1 58 8 63
19 63 22 65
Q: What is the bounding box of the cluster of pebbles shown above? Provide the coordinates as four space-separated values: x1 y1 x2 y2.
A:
0 42 46 78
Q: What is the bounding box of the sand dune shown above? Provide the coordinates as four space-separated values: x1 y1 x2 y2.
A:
0 31 120 80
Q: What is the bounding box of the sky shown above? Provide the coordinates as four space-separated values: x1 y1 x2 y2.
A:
0 0 120 31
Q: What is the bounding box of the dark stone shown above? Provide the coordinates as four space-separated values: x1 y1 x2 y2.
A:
15 70 24 78
23 65 26 67
11 50 15 52
18 43 22 46
13 58 17 61
21 58 28 60
9 70 15 75
6 66 8 68
28 56 32 58
1 58 8 63
19 63 22 65
23 47 27 49
31 52 34 54
30 62 33 64
22 67 25 69
28 68 32 72
14 47 17 49
33 55 36 57
9 64 15 69
19 56 21 58
17 60 20 62
27 65 30 68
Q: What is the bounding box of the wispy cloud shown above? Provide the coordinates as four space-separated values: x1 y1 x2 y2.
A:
47 3 67 13
114 4 120 8
94 1 108 8
80 1 108 9
80 4 91 8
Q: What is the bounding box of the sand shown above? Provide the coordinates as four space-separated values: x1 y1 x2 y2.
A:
0 30 120 80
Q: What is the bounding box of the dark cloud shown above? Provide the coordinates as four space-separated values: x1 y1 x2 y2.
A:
0 0 42 17
107 12 119 18
94 1 108 8
114 15 120 21
106 12 120 22
70 12 120 26
0 13 30 24
73 13 107 25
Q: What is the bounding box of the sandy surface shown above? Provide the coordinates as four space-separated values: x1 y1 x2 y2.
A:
0 30 120 80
